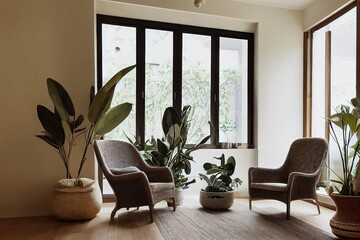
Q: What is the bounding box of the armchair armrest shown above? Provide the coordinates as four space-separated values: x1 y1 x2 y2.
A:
142 166 174 183
287 171 318 186
248 167 285 183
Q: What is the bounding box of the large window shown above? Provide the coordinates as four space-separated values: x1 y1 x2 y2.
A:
305 3 357 188
97 15 254 148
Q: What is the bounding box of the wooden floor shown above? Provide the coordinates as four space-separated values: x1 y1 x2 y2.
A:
0 197 335 240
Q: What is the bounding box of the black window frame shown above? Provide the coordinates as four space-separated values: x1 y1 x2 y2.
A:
96 14 255 149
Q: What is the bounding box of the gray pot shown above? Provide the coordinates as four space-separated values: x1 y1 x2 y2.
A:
199 190 234 210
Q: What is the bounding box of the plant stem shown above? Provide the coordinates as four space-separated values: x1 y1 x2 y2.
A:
77 124 94 178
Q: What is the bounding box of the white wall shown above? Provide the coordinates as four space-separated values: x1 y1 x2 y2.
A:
0 0 95 218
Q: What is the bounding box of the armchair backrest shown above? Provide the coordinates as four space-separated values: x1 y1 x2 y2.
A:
94 140 147 175
282 138 328 176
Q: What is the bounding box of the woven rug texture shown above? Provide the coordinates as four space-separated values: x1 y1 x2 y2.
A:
153 201 337 240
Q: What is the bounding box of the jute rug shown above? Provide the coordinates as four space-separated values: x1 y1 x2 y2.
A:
153 200 336 240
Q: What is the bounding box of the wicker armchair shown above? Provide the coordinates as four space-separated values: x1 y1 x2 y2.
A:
248 138 328 219
94 140 176 222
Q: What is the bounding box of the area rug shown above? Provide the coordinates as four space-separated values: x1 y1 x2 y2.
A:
153 200 336 240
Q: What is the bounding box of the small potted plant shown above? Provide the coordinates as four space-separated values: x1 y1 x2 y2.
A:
36 65 135 220
199 154 242 210
326 97 360 238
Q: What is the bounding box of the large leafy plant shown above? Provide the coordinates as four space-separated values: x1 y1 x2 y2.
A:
36 65 135 179
199 154 242 192
328 97 360 195
129 105 212 189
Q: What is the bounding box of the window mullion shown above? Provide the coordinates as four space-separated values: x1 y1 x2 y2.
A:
173 29 182 112
136 26 145 144
211 35 220 145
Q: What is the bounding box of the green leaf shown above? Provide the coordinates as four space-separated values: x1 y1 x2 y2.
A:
203 163 214 171
162 107 181 135
35 135 58 149
47 78 75 121
199 173 211 186
184 160 191 174
36 105 65 146
88 65 135 124
94 102 132 136
351 97 360 109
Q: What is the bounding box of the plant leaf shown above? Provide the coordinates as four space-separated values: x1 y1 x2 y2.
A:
47 78 75 120
93 102 132 136
36 105 65 146
162 107 181 135
88 65 135 123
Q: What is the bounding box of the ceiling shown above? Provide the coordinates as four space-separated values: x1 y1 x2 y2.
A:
231 0 318 10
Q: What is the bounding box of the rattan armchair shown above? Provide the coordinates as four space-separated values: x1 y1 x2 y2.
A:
94 140 176 222
248 138 328 219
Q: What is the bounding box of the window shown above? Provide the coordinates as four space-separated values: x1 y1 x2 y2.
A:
304 3 357 188
97 15 254 148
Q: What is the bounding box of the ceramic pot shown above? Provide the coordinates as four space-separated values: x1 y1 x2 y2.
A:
50 180 102 221
329 193 360 239
199 190 234 210
167 188 184 206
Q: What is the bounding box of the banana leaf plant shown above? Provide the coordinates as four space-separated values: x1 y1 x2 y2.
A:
36 65 135 179
199 154 242 192
327 97 360 195
128 105 212 189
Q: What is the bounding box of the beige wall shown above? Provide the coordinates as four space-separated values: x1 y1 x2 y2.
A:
304 0 352 30
0 0 95 217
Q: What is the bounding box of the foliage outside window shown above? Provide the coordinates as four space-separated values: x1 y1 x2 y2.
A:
97 15 254 148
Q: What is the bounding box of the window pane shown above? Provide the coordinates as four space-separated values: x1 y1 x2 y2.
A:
182 33 211 144
145 29 173 140
330 8 356 181
101 24 136 141
219 37 248 145
311 8 356 186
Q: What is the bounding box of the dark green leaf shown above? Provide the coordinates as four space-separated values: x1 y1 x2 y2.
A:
37 105 65 146
35 135 58 149
47 78 75 120
162 107 181 135
75 114 84 128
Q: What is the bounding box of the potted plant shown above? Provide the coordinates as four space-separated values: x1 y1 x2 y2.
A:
199 154 242 210
327 97 360 238
36 65 135 220
128 105 212 205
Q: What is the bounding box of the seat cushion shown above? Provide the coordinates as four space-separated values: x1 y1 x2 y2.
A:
250 182 288 192
110 166 140 175
150 182 175 193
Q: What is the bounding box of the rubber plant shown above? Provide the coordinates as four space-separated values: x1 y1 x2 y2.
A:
199 154 242 192
327 97 360 195
36 65 135 179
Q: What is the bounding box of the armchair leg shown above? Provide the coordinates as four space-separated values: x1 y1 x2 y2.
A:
314 199 321 214
172 197 176 211
111 206 120 219
286 202 290 220
149 206 154 223
249 198 252 210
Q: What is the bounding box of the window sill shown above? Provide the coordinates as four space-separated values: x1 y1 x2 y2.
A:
316 188 335 210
